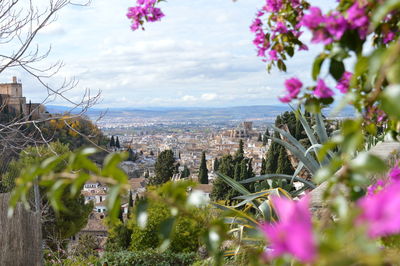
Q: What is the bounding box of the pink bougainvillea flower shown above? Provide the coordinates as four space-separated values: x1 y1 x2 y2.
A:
279 77 303 103
127 0 164 31
250 18 263 33
383 31 396 44
367 179 386 196
265 0 283 12
260 195 316 263
336 71 352 93
275 22 288 34
269 50 279 61
346 2 369 39
314 79 334 98
299 7 324 29
358 181 400 238
311 28 333 44
325 12 348 40
389 165 400 181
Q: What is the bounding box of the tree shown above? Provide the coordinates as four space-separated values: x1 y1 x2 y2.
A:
258 133 262 142
234 139 244 162
263 129 270 146
260 158 266 175
110 136 116 147
198 151 208 184
128 190 134 208
128 187 207 253
144 170 150 179
116 136 121 149
182 165 190 178
149 150 175 185
1 142 94 250
210 154 234 201
213 158 219 171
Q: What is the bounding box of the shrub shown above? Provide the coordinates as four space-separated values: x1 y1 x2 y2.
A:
100 250 197 266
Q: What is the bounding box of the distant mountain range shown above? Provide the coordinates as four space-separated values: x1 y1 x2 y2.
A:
45 105 355 122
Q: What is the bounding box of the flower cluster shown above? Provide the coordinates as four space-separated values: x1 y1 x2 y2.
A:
300 2 369 44
260 195 316 263
358 165 400 237
127 0 164 31
279 77 335 103
336 71 352 93
250 0 307 62
279 78 303 103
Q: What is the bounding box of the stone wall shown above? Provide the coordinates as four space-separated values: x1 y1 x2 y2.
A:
0 192 42 266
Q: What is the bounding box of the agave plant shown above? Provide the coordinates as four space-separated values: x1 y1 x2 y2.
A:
212 109 335 256
240 109 335 193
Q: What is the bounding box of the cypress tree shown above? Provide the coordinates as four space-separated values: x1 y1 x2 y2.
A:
128 190 134 208
116 136 121 149
234 139 244 162
260 158 266 175
276 146 293 175
247 158 254 178
234 162 241 181
149 150 175 185
257 133 262 142
214 158 219 171
210 154 234 201
239 159 248 181
110 136 115 147
198 151 208 184
118 208 124 223
182 165 190 178
144 170 150 178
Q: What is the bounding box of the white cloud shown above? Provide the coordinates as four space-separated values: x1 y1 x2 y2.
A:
201 93 217 101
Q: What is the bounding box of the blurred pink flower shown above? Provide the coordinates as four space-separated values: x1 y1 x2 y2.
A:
336 71 352 93
347 2 369 39
269 50 279 61
260 195 316 263
389 165 400 181
314 79 334 98
265 0 283 12
358 181 400 237
279 77 303 103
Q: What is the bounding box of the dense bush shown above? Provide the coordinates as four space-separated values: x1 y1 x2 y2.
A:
128 199 207 253
101 250 197 266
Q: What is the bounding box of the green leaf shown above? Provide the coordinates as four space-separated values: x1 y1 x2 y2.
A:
216 172 251 196
312 53 328 80
329 59 345 81
381 85 400 119
372 0 400 27
350 152 387 174
239 174 316 189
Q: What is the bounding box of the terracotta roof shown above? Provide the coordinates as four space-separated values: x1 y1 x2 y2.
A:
82 188 107 196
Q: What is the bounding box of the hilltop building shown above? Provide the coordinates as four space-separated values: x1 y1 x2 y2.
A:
0 76 46 119
223 121 257 138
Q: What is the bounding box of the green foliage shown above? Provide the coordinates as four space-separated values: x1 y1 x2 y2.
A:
106 222 133 252
116 136 121 149
127 182 209 253
41 116 107 150
198 151 208 184
110 135 115 147
182 165 190 178
70 233 100 258
101 250 197 266
150 150 176 185
8 148 130 223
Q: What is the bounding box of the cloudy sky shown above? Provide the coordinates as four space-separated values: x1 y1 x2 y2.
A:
3 0 335 108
